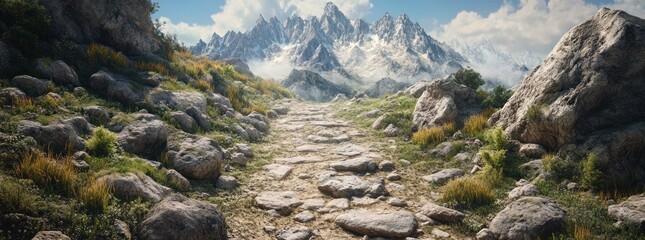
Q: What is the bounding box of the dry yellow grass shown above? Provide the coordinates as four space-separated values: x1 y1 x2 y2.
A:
442 177 495 208
15 97 35 111
441 121 456 135
463 113 488 136
574 224 592 240
77 179 111 213
246 104 269 115
15 152 76 195
191 79 213 92
87 43 129 68
412 127 445 147
136 61 169 75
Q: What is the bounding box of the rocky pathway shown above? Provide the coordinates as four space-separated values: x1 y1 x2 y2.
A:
224 99 451 239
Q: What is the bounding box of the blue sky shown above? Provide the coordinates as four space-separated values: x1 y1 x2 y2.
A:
153 0 643 57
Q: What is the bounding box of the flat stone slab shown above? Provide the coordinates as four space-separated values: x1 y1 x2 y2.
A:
311 121 349 127
419 202 465 223
255 191 303 216
295 145 325 153
422 168 465 185
307 134 351 144
316 129 343 137
276 227 312 240
263 164 293 180
334 144 368 157
608 194 645 229
300 199 326 210
490 197 565 240
284 125 305 131
318 176 388 198
330 156 378 173
335 210 417 238
276 156 326 164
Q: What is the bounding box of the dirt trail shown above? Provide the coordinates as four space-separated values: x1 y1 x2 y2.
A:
225 99 436 239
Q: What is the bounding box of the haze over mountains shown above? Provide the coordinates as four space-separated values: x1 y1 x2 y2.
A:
191 2 541 87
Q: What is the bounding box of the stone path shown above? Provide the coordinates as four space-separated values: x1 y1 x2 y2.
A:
226 99 443 239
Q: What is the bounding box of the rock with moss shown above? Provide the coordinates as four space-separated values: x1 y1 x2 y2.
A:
11 75 51 97
165 169 190 191
84 106 111 126
0 87 27 104
17 120 85 154
99 172 171 203
48 60 79 87
149 89 208 115
137 194 227 240
117 119 167 159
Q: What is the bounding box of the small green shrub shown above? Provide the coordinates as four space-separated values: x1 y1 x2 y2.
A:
0 0 51 55
86 127 118 157
581 153 602 190
442 177 495 208
483 85 513 109
483 127 508 150
544 155 578 181
453 68 484 90
412 127 445 148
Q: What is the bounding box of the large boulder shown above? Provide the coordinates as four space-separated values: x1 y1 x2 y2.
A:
117 119 167 159
608 194 645 230
167 136 223 180
490 197 565 240
83 106 111 126
412 78 481 130
39 0 161 55
87 71 146 106
99 172 171 202
17 120 85 154
0 87 27 104
11 75 51 97
49 60 80 87
149 89 208 114
490 9 645 178
403 80 431 98
335 210 417 238
138 194 227 240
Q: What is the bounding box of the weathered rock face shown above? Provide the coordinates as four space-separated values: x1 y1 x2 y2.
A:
39 0 161 55
335 210 417 238
87 71 146 106
17 120 85 154
138 194 227 240
167 136 223 180
412 78 481 130
608 194 645 230
117 119 167 159
149 89 208 115
490 197 565 240
99 172 170 202
490 9 645 176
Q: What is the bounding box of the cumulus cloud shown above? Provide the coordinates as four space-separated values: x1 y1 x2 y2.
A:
159 0 373 45
433 0 645 57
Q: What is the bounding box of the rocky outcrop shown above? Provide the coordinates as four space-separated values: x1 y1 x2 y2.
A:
490 9 645 178
149 89 208 115
87 71 146 106
138 194 227 240
335 210 417 238
490 197 565 240
39 0 161 55
167 136 223 180
365 77 410 97
17 120 85 154
412 78 481 130
608 194 645 230
117 119 167 159
99 172 171 202
11 75 51 97
281 69 353 102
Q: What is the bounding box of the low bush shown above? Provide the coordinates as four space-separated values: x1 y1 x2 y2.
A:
483 85 513 109
463 114 488 136
412 127 445 148
544 154 578 181
581 153 602 190
86 127 118 157
15 152 76 195
77 179 111 213
442 177 495 208
483 127 508 150
0 0 50 55
452 68 484 90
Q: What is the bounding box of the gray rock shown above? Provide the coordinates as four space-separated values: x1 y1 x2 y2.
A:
232 124 249 141
276 227 312 240
295 145 324 153
318 176 388 198
430 142 453 158
87 71 145 106
453 152 472 162
422 168 464 185
236 143 254 157
386 182 406 192
267 110 279 119
383 124 400 137
49 60 79 86
273 104 289 115
137 194 227 240
489 9 645 177
490 197 565 240
11 75 50 97
0 41 8 73
508 184 539 200
404 81 431 98
387 197 407 207
255 191 303 216
84 106 111 126
40 0 161 55
566 182 580 191
245 126 260 141
99 172 170 202
419 202 465 223
519 144 546 159
476 228 495 240
362 109 382 118
300 199 326 211
263 164 293 180
330 156 378 173
248 111 269 124
239 114 269 133
117 119 167 159
331 93 348 103
215 176 239 191
0 87 27 104
185 107 212 131
17 120 85 154
169 111 197 133
208 92 233 109
62 116 92 135
149 89 208 115
379 160 395 172
321 198 350 212
386 172 402 181
137 71 162 87
608 194 645 230
165 169 190 191
371 115 388 130
276 156 325 164
32 231 71 240
114 219 132 240
432 228 451 238
412 78 481 130
335 210 417 238
293 211 315 223
167 136 223 180
231 153 247 166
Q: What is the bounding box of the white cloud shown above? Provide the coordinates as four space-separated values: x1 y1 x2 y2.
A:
433 0 645 57
159 0 373 45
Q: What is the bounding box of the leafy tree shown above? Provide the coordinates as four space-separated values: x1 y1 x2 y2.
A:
483 85 513 109
453 68 484 90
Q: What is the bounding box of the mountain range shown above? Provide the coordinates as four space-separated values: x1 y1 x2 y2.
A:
191 2 541 87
